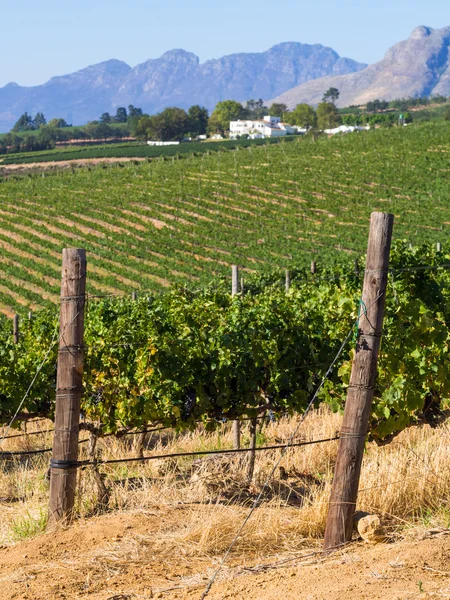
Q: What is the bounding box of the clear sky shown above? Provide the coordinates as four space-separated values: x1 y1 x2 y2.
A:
1 0 450 88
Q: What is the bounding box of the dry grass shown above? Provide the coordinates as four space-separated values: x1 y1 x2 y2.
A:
1 409 450 556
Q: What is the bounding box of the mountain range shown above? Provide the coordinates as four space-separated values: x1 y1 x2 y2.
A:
0 44 366 132
1 26 450 133
271 26 450 108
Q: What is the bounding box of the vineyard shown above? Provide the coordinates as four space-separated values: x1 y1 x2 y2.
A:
0 136 288 165
1 241 449 444
1 120 450 597
0 122 449 316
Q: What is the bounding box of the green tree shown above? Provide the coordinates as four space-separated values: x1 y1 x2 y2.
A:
128 105 143 119
33 112 47 129
366 99 389 113
85 121 113 140
290 104 317 129
187 105 209 137
47 118 70 128
36 127 56 149
11 112 35 132
323 87 340 104
127 106 144 134
136 108 189 141
134 116 152 140
114 107 128 123
317 102 341 130
268 103 288 119
246 99 266 120
208 100 247 135
100 112 112 124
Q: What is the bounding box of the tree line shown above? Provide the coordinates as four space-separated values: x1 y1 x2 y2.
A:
4 87 450 155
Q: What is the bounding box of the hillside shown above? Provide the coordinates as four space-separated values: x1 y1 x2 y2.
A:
2 508 450 599
2 412 450 600
0 43 366 132
272 25 450 108
1 121 450 315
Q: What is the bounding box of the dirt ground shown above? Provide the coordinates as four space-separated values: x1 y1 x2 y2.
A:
1 505 450 600
0 157 147 175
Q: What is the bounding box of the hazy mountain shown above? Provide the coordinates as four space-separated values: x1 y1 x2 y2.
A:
0 43 366 132
270 26 450 108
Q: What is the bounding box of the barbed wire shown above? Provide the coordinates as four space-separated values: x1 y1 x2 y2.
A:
0 301 86 449
199 291 383 599
0 412 293 443
0 434 339 462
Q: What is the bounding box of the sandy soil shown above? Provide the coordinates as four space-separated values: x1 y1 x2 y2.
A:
0 157 146 173
1 506 450 600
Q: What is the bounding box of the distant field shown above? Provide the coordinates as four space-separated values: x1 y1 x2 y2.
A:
0 121 449 315
0 136 292 165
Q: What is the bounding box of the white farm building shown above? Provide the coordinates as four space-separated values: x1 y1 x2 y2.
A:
230 116 297 139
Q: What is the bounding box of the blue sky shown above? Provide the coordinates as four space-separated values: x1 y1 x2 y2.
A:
1 0 450 87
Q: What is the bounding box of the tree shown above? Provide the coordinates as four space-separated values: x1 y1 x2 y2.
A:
85 121 113 141
114 107 128 123
11 112 35 132
290 104 317 129
208 100 246 135
323 87 340 104
268 103 288 119
100 112 112 124
128 105 143 119
47 118 70 128
128 106 144 134
136 107 189 141
246 99 266 120
36 127 56 149
134 116 153 140
33 112 47 129
366 99 389 113
187 105 209 137
317 102 341 130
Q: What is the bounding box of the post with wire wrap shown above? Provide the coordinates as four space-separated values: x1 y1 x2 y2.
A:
231 264 241 450
13 314 19 344
323 212 394 550
48 249 87 524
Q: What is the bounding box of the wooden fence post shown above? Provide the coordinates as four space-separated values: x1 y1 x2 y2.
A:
231 265 239 296
437 242 442 253
28 310 33 321
48 249 87 524
323 212 394 550
13 315 19 344
311 261 317 274
132 291 137 301
354 259 360 277
231 265 240 448
285 269 291 292
240 277 245 298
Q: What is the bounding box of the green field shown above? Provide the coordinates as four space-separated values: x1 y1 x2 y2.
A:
0 121 449 315
0 136 291 165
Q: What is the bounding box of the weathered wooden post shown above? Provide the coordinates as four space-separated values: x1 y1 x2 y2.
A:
437 242 442 253
323 212 394 550
354 259 360 277
28 310 33 321
231 265 239 296
231 265 241 449
13 315 19 344
48 249 87 524
311 261 317 274
285 269 291 292
132 291 138 301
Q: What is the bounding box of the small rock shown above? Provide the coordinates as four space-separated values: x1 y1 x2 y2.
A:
357 514 386 544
